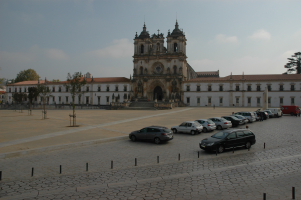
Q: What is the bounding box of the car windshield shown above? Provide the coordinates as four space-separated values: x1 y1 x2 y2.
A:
194 122 201 126
219 118 227 121
235 115 243 119
163 128 171 133
231 116 239 120
212 131 229 139
207 120 214 124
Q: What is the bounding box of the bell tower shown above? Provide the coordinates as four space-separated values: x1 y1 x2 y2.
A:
166 20 187 55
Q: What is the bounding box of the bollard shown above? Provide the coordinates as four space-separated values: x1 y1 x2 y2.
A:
86 163 88 172
157 156 159 163
0 171 2 181
216 148 218 156
178 154 180 161
135 158 137 166
233 146 234 153
292 187 295 199
248 146 250 151
246 126 248 129
60 165 62 174
264 143 266 149
198 151 199 158
111 161 113 169
263 193 266 200
31 168 34 177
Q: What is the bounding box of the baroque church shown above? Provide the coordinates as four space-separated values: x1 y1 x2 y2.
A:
132 21 199 101
5 21 301 108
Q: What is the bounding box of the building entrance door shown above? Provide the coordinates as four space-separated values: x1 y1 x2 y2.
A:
154 86 163 101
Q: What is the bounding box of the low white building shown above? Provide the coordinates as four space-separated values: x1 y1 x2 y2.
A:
183 74 301 108
6 75 131 105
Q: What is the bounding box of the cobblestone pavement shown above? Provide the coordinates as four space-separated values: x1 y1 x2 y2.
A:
1 115 301 199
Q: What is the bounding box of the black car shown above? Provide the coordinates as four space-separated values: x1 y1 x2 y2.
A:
199 129 256 153
222 116 244 127
129 126 173 144
256 111 268 120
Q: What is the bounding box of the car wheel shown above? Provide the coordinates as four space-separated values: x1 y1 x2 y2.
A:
173 129 177 133
203 128 207 133
218 145 224 153
191 130 195 135
154 137 161 144
217 125 223 130
245 141 251 149
131 135 136 142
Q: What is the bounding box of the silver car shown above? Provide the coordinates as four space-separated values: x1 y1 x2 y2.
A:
208 117 232 130
235 112 256 123
195 119 216 132
232 115 248 124
129 126 173 144
171 121 203 135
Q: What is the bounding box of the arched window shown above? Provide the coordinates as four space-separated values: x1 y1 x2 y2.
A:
157 43 160 51
173 66 177 74
140 67 143 75
140 44 144 54
174 43 178 52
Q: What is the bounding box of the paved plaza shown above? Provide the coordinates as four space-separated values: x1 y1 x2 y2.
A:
1 107 301 199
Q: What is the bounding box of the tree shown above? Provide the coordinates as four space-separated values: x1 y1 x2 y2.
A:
64 72 86 126
15 69 40 83
284 52 301 74
28 87 40 115
37 84 52 119
12 92 28 112
52 79 60 82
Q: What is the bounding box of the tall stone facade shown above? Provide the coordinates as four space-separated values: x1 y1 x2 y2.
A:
131 21 197 101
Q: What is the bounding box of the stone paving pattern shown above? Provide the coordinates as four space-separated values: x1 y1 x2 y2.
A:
1 108 301 199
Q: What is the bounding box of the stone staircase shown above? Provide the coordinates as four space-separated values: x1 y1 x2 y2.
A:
122 101 157 110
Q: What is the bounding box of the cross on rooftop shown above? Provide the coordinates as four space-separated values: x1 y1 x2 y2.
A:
157 29 160 35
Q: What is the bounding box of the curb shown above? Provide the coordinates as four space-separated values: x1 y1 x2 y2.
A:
0 135 128 159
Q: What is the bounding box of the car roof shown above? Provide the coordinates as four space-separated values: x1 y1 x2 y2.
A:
196 119 209 121
209 117 222 119
147 126 168 129
220 128 250 133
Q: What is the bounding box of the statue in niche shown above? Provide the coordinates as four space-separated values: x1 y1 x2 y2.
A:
167 67 170 74
176 93 180 100
172 79 177 92
137 80 143 93
179 67 183 75
133 68 136 75
144 68 148 75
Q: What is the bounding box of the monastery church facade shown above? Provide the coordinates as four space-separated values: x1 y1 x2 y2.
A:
6 21 301 108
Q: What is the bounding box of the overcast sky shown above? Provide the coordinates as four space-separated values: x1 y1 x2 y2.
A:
1 0 301 81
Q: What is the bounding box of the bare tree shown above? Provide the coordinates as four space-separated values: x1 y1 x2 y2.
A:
37 83 52 119
64 72 86 126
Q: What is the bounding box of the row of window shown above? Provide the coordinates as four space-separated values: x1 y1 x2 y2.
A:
186 84 297 92
139 43 178 54
8 86 128 93
187 97 295 105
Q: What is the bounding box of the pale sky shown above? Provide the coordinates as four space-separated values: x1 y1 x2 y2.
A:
1 0 301 81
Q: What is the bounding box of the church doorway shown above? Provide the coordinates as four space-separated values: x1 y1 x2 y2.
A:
153 86 163 101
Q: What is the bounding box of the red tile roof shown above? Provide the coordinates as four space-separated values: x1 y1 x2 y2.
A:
7 77 130 86
184 74 301 82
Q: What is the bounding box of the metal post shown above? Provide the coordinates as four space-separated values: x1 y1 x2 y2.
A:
60 165 62 174
264 143 266 149
292 187 295 199
111 161 113 169
263 193 266 200
178 154 180 161
31 168 34 177
0 171 2 181
157 156 159 163
86 163 88 171
135 158 137 166
216 148 218 156
198 151 199 158
233 146 234 153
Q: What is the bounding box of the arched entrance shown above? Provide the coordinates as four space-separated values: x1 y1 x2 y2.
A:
153 86 163 101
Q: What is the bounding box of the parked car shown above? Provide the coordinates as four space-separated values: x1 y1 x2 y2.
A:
222 116 244 127
195 119 216 132
208 117 232 130
263 110 274 118
267 108 282 118
199 129 256 153
252 111 260 121
171 121 203 135
281 105 300 116
234 112 256 123
231 115 248 124
129 126 173 144
256 111 269 120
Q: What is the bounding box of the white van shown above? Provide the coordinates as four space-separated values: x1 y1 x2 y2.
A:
267 108 282 117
